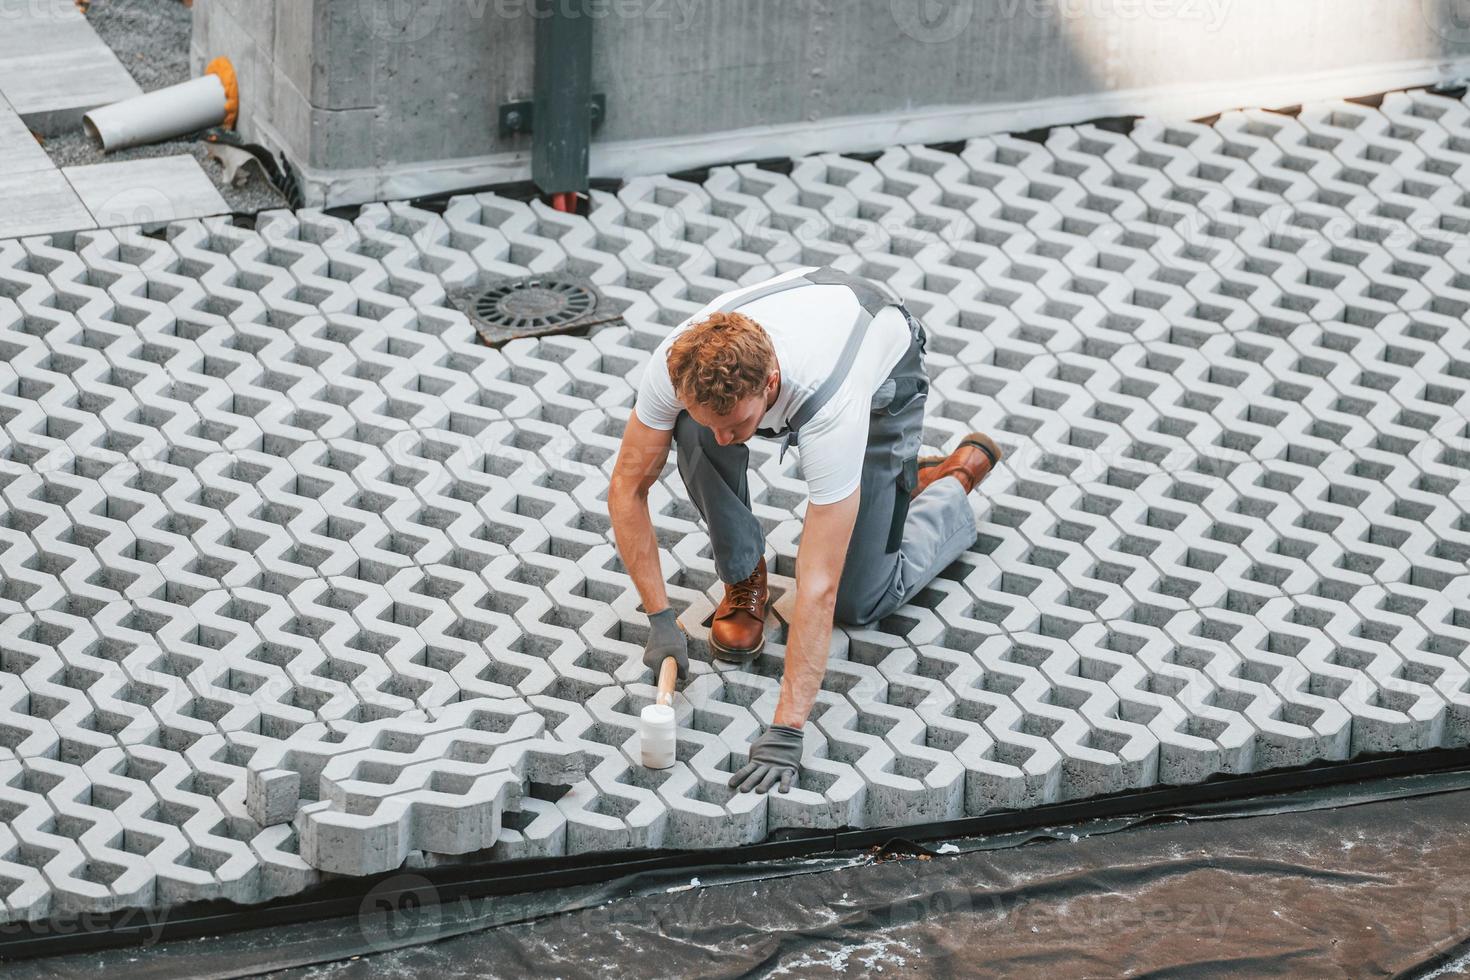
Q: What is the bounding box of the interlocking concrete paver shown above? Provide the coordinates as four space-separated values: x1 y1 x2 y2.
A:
4 89 1470 920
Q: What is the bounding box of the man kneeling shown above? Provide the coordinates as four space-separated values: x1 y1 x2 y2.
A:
608 266 1002 794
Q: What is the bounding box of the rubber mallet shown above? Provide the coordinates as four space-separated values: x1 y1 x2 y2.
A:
640 656 678 769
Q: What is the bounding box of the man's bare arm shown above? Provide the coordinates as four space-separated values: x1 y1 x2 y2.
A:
772 488 861 728
608 410 675 615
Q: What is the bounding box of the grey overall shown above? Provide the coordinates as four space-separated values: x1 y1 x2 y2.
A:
672 266 978 628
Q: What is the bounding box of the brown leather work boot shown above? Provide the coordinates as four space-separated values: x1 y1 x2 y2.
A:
710 556 767 661
912 432 1003 500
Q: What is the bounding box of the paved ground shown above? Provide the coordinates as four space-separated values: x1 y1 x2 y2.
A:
4 86 1470 921
38 0 289 216
0 0 234 239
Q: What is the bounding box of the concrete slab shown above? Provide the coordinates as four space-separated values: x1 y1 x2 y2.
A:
0 0 142 134
0 168 93 238
3 87 1470 922
0 96 52 177
62 155 229 227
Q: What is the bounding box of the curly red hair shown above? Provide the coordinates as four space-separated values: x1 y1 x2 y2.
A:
666 312 776 414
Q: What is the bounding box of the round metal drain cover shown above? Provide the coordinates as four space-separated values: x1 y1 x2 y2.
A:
460 274 605 344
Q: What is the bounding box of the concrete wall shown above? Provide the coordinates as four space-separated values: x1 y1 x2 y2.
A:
190 0 1470 207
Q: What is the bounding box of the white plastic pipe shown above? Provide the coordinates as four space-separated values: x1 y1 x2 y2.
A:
84 57 238 152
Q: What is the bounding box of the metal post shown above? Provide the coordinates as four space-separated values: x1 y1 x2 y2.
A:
532 0 594 199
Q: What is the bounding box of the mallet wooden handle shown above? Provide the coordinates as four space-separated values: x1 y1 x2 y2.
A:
656 656 678 707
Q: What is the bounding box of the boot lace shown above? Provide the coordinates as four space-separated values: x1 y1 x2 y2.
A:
726 567 764 617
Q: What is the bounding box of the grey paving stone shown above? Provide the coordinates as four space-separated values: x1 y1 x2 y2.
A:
62 155 229 227
0 168 92 238
0 0 142 133
0 95 51 178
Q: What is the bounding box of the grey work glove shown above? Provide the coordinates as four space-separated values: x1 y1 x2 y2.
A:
729 724 803 794
642 607 688 680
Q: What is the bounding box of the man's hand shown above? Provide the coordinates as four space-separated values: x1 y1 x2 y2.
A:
642 607 688 680
729 724 804 793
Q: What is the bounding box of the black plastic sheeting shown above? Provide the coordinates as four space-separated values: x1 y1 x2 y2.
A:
15 769 1470 979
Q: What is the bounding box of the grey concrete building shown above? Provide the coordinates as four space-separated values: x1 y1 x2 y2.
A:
194 1 1470 209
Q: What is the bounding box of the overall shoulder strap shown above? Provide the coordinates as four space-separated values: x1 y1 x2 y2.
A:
801 265 898 315
713 268 819 313
786 267 899 432
704 266 900 435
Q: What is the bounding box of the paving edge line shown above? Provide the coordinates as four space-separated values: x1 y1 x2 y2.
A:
4 743 1470 965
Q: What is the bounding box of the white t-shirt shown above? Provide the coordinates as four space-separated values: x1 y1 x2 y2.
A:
633 267 911 505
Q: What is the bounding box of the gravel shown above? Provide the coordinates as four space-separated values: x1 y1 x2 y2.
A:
85 0 191 92
42 0 290 214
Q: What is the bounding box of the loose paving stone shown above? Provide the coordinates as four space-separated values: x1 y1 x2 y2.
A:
3 87 1470 922
0 0 142 134
62 155 229 228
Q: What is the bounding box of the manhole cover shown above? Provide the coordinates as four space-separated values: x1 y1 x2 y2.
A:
456 273 610 345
